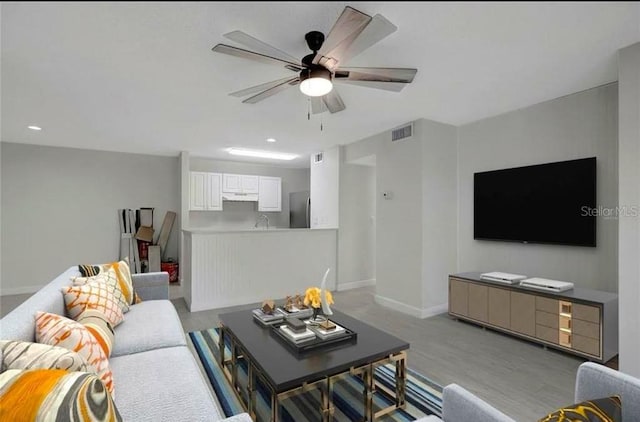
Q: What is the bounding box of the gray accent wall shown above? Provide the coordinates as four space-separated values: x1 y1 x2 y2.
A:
457 83 619 293
188 157 309 230
618 42 640 377
1 142 180 294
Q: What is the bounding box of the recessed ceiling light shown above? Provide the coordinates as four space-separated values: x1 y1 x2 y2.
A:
28 125 42 131
226 148 297 161
266 138 277 143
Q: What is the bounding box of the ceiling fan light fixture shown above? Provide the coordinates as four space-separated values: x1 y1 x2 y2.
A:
299 67 333 97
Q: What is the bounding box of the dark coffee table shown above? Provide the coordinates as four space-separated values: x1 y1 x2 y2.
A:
218 309 409 422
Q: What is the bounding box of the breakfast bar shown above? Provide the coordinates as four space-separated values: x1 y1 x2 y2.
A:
182 228 337 311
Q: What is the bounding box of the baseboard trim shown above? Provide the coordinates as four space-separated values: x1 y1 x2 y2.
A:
420 303 448 319
337 279 376 291
374 294 448 319
0 285 42 296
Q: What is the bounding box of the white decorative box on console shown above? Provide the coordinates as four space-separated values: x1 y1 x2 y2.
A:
520 277 575 293
480 271 527 284
182 228 337 312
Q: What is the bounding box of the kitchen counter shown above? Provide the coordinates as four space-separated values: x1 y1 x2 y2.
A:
182 228 337 312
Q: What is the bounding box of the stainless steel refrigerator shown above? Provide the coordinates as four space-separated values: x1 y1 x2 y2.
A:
289 191 310 228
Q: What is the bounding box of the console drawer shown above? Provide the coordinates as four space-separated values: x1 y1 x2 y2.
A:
536 324 558 344
573 334 600 357
573 303 600 323
573 319 600 340
536 296 559 314
536 310 559 329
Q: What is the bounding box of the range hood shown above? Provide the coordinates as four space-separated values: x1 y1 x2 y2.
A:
222 192 258 202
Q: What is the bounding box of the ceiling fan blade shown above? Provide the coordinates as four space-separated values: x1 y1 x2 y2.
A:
335 79 408 92
313 6 371 69
243 77 300 104
334 67 417 83
310 97 325 114
322 89 346 114
223 30 301 65
212 44 302 71
335 14 397 66
229 76 299 98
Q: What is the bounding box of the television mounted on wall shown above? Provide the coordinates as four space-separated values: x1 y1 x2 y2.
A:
474 157 597 247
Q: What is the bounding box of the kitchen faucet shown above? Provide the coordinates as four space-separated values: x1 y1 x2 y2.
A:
255 214 269 230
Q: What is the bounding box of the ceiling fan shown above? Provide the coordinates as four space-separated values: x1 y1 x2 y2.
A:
211 6 417 115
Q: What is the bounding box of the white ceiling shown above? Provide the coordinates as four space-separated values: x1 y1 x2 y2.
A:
2 2 639 167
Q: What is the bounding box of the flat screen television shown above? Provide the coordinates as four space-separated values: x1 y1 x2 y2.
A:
474 157 596 247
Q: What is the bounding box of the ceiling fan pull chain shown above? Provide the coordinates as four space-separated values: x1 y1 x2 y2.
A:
307 98 311 121
320 112 323 132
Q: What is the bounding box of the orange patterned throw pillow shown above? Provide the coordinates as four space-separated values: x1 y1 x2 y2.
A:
0 369 122 421
35 311 114 395
76 309 115 357
73 267 130 314
62 281 124 327
104 260 135 305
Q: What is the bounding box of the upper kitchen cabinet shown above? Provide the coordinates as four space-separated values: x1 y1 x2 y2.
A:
258 176 282 212
190 171 222 211
223 174 259 194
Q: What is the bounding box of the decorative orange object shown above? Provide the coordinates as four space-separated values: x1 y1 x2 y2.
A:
303 287 334 309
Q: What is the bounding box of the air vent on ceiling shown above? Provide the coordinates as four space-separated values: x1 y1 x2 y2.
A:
391 123 413 142
314 152 323 163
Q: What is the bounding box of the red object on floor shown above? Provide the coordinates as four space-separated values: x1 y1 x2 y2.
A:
161 261 179 283
138 241 150 260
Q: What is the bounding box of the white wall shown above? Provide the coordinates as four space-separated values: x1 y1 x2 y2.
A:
338 161 376 287
457 84 619 292
618 42 640 377
342 119 458 316
419 119 458 312
310 147 339 229
375 127 424 309
1 143 180 295
188 157 309 230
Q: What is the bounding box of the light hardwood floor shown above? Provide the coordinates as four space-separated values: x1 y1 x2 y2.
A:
2 286 585 421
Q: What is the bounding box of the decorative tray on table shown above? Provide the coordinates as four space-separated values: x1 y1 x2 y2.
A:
270 319 357 354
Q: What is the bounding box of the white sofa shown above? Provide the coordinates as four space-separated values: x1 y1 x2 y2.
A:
0 266 251 422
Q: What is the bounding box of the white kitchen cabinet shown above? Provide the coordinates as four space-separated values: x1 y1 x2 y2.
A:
241 175 259 193
190 172 207 210
206 173 223 211
258 176 282 212
223 174 259 194
189 171 222 211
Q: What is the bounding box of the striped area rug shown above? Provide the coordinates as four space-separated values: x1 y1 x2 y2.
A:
189 328 443 422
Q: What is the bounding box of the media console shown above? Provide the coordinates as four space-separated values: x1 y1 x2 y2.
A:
449 272 618 363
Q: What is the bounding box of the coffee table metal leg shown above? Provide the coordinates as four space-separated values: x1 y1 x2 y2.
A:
247 362 256 421
363 364 374 421
271 390 279 422
319 376 334 422
218 325 225 367
396 353 407 408
231 343 239 392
